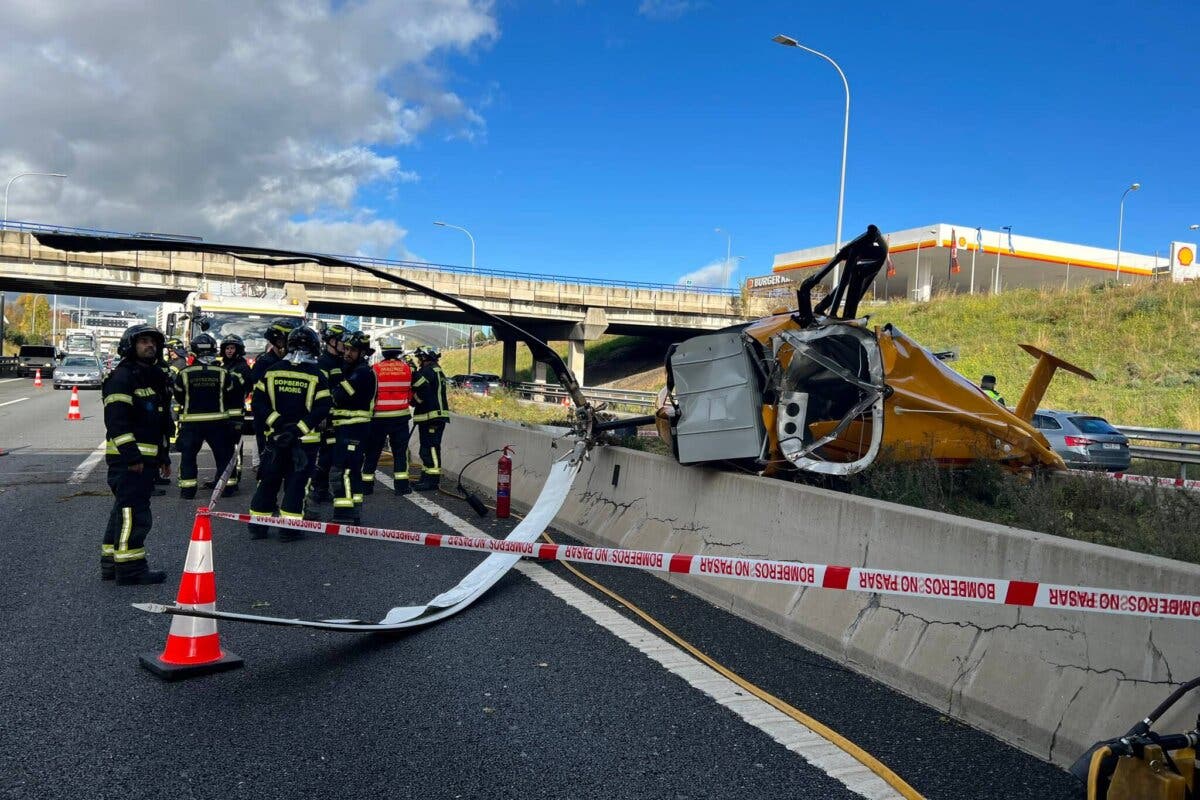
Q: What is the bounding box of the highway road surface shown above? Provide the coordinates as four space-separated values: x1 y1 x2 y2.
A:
0 374 1081 799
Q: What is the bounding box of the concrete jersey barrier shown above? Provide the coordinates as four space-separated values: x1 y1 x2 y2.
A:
435 414 1200 768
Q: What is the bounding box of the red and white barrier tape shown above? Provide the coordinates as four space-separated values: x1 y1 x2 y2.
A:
205 510 1200 622
1070 469 1200 493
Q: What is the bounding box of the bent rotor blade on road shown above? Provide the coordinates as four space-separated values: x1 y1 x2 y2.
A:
134 443 586 632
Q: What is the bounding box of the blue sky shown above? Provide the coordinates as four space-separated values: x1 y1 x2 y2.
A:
368 0 1200 286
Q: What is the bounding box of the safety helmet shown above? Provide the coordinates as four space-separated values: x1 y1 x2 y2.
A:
265 317 302 348
220 333 245 357
190 332 219 359
343 330 374 356
118 324 166 360
420 345 441 360
323 322 348 345
380 339 404 358
286 326 321 357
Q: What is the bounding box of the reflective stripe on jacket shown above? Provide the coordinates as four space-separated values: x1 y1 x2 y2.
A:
331 362 377 428
411 364 450 422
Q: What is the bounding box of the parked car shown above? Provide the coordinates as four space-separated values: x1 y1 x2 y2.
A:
1032 410 1131 472
449 373 491 394
474 373 501 388
18 345 58 378
53 355 105 390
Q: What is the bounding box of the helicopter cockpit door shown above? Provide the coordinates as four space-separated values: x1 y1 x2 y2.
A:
773 323 886 476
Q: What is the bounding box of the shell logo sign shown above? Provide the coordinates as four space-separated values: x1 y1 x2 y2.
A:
958 235 969 249
1170 241 1198 282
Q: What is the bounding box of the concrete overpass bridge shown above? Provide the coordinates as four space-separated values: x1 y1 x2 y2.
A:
0 224 767 383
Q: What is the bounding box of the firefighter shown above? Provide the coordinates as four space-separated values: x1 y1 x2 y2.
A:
250 317 302 465
248 326 330 540
980 375 1005 406
173 333 243 499
361 339 412 496
218 333 253 488
101 324 173 584
410 346 450 491
329 331 377 522
309 323 348 504
164 337 188 450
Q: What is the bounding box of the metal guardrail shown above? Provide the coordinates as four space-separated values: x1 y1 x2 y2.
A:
510 382 657 408
1116 426 1200 470
0 356 18 376
1 219 737 296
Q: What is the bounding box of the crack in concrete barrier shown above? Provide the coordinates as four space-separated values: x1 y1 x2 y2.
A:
1048 684 1084 763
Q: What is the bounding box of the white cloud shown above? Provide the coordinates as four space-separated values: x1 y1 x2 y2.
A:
637 0 703 21
676 258 736 288
0 0 497 257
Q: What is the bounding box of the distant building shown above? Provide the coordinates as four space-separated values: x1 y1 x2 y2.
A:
767 224 1171 302
69 309 148 355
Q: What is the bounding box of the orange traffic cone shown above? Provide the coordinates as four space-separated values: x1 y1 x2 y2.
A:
65 387 82 420
561 395 570 407
33 368 42 388
139 510 243 680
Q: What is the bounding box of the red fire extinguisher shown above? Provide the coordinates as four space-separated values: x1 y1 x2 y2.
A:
496 445 514 519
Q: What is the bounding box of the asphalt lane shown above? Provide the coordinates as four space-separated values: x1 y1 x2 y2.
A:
0 391 1082 799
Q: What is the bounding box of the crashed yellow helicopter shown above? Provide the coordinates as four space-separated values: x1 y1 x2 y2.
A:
648 225 1096 477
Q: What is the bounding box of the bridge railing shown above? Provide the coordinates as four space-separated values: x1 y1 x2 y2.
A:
1 219 737 297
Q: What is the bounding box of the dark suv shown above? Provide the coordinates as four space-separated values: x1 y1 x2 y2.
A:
18 345 58 378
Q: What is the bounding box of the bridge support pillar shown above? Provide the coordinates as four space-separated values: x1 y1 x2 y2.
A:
566 339 585 387
501 338 518 384
532 360 548 403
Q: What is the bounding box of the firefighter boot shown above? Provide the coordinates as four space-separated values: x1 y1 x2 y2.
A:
394 478 412 496
308 487 333 504
115 564 168 585
100 556 115 581
180 487 197 500
249 523 270 540
277 527 305 543
412 475 439 492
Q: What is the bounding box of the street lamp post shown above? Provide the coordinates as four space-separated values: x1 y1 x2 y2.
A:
994 226 1012 294
3 172 67 228
1115 182 1140 281
715 227 733 287
773 34 850 287
912 228 937 301
433 220 477 373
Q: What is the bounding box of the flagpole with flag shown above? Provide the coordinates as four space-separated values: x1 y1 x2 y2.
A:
971 227 982 294
884 235 897 298
949 228 961 282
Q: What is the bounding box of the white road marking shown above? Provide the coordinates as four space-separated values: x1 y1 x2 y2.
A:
0 397 29 408
382 472 902 800
68 443 107 485
0 378 23 384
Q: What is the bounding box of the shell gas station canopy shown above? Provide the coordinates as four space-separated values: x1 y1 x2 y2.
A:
753 224 1196 301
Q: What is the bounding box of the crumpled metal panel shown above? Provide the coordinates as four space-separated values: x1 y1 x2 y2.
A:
669 332 765 464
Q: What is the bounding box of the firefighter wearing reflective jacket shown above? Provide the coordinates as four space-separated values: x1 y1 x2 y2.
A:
173 333 243 499
250 317 302 466
218 333 253 486
101 324 173 585
248 326 330 541
411 346 450 491
361 341 412 495
309 323 348 504
164 337 188 449
330 331 377 522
